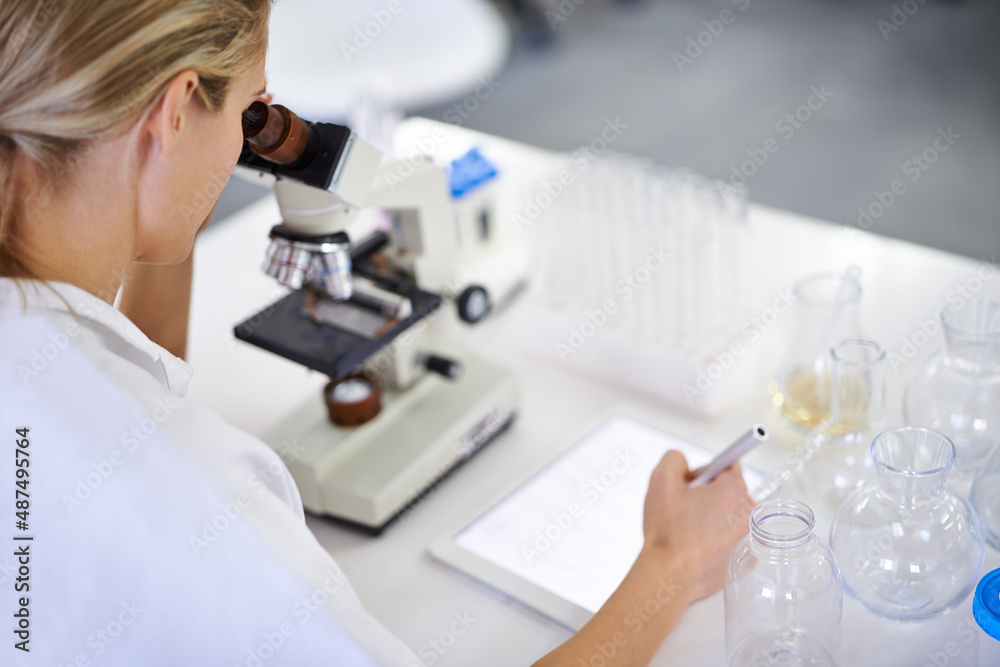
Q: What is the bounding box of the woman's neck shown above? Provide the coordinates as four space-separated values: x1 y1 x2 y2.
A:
16 136 138 304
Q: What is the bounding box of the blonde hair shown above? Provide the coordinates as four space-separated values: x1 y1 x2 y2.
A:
0 0 272 277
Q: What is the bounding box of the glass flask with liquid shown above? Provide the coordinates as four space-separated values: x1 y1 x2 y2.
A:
725 499 842 667
795 338 886 518
771 269 862 430
903 299 1000 495
830 427 985 621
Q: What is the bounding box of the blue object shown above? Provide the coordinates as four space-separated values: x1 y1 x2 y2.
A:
974 568 1000 641
448 148 498 198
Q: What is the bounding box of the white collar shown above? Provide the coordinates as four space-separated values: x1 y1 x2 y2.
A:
0 278 193 394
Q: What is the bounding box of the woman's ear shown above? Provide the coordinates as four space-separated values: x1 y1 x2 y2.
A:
142 70 200 158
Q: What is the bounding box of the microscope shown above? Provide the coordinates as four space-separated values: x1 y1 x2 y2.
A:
234 102 519 533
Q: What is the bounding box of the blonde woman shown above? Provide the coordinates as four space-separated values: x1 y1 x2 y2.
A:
0 1 750 665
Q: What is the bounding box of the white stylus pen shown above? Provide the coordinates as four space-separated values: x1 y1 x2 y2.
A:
688 424 769 487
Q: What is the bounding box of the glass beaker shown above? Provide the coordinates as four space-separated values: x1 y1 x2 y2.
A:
725 499 842 667
771 269 862 430
796 337 886 519
972 443 1000 551
903 299 1000 494
830 427 985 621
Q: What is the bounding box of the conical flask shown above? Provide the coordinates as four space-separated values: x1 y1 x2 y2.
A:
795 337 886 518
770 269 862 430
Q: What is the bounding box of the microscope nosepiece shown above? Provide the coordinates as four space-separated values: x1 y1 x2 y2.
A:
261 229 354 300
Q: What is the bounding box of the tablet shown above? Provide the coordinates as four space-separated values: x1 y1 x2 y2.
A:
429 413 766 631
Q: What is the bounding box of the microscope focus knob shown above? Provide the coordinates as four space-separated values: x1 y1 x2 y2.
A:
457 285 491 324
421 355 463 381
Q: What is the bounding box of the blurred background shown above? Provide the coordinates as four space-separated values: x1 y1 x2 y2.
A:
218 0 1000 261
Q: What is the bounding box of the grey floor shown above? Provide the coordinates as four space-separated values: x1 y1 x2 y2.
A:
218 0 1000 260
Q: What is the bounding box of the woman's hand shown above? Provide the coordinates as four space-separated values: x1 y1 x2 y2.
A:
534 450 753 667
641 450 753 605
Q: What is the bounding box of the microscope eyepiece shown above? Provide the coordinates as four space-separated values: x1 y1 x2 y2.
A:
242 101 313 166
241 100 269 136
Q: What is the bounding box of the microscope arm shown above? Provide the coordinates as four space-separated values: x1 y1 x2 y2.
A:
366 160 458 296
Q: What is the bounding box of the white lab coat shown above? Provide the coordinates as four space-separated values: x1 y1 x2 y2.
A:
0 279 425 666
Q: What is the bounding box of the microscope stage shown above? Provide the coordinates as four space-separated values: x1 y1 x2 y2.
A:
234 285 442 380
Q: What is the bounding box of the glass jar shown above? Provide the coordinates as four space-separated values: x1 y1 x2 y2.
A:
903 299 1000 494
725 499 842 667
972 443 1000 551
796 337 886 519
830 427 985 620
770 269 863 430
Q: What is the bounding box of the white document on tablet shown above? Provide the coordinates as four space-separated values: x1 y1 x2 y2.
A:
430 413 765 631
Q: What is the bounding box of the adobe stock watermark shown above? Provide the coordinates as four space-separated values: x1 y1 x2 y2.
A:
577 578 683 667
729 85 834 187
738 621 835 667
178 169 231 225
18 279 140 385
228 286 293 353
672 0 753 73
887 315 940 373
554 246 670 361
16 318 84 384
9 0 67 54
339 0 406 63
235 566 352 667
441 75 501 127
393 406 511 528
945 254 998 311
847 511 922 574
237 621 297 667
0 555 17 587
545 0 590 31
382 71 500 191
878 0 929 41
682 286 795 405
383 76 503 191
918 615 978 667
725 495 761 534
381 128 448 192
61 397 182 513
751 433 837 504
886 257 998 371
520 449 639 564
290 566 351 624
358 278 463 386
188 439 305 556
56 600 145 666
16 286 139 384
42 62 159 201
511 116 629 234
413 611 477 666
847 126 960 242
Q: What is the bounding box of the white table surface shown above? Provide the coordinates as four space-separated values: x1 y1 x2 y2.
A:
266 0 510 121
188 120 1000 666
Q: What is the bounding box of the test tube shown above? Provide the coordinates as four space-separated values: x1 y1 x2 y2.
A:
530 151 751 358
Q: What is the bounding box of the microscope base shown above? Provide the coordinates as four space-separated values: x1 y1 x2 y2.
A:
260 355 519 533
